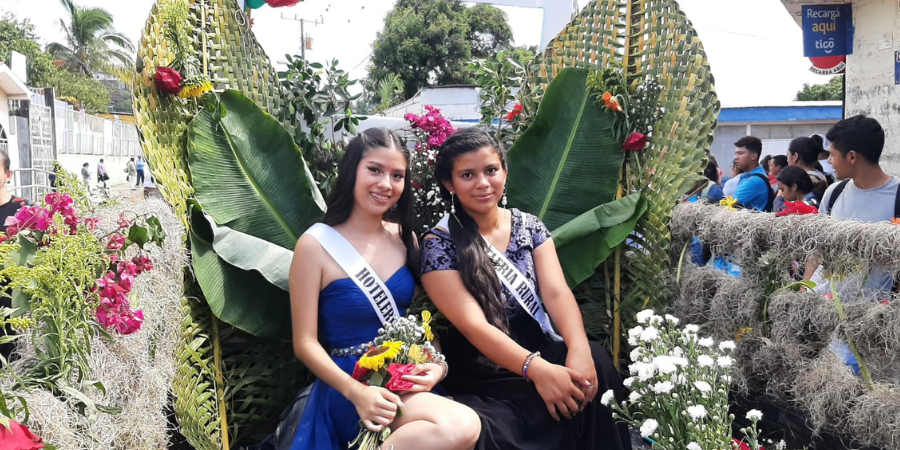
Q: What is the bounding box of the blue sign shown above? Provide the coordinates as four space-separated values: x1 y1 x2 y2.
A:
895 52 900 85
802 4 853 57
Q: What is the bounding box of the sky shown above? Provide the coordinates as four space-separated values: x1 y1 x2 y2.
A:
0 0 832 106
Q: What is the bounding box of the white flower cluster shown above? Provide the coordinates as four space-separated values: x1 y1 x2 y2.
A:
606 310 741 449
373 315 444 362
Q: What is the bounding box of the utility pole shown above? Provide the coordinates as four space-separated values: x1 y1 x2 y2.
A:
279 13 323 60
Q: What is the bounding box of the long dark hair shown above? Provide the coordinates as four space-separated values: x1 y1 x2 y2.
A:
434 127 509 332
788 134 824 166
776 165 814 195
322 128 419 276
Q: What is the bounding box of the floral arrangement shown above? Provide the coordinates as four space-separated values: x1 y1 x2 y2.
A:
153 0 213 98
349 312 444 450
0 191 165 440
601 310 792 450
404 105 455 231
587 65 662 154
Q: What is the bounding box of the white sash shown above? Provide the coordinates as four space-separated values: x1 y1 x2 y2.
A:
304 223 400 325
437 215 563 341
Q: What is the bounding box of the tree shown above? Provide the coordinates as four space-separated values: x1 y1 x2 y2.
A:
0 14 110 114
47 0 134 77
0 13 56 85
369 0 513 99
795 75 843 101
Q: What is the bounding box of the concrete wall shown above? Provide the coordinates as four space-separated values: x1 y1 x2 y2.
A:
845 0 900 175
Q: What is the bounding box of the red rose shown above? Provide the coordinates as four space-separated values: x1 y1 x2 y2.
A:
154 67 183 95
384 363 416 392
0 420 44 450
351 361 372 381
621 132 648 151
265 0 302 6
731 439 763 450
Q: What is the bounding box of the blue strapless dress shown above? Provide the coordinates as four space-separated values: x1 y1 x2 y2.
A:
290 266 414 450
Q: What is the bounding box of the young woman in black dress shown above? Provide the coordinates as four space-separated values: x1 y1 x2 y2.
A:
420 128 631 450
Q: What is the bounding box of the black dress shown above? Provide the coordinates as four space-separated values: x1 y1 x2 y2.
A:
421 209 631 450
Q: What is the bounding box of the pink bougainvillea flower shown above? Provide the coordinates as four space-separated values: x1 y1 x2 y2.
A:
132 255 154 274
83 217 99 231
107 233 126 250
117 214 132 230
0 419 45 450
384 363 417 392
621 132 648 151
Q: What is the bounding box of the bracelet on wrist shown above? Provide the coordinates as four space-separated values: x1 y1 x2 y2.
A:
522 351 541 382
434 359 449 381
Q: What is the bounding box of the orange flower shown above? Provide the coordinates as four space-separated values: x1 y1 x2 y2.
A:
891 217 900 225
608 98 621 112
601 92 612 102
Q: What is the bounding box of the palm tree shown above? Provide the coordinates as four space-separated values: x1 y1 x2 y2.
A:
375 73 405 112
47 0 134 77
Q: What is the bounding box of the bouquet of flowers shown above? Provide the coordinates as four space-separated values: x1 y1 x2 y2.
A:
601 310 792 450
349 311 444 450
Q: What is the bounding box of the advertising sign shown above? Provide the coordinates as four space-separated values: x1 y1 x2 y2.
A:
802 4 853 58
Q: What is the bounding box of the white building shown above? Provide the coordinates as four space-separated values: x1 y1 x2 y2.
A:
780 0 900 175
0 62 31 172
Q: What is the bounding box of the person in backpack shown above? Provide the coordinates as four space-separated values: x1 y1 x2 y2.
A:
803 115 899 374
732 136 774 211
805 115 899 299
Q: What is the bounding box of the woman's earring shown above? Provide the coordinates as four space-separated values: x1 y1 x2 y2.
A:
502 186 508 207
450 193 456 214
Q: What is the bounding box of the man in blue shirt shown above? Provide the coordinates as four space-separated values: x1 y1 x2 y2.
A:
732 136 771 211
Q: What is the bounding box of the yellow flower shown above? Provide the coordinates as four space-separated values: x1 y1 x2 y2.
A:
421 310 435 341
735 327 753 342
407 344 428 364
719 196 737 210
178 80 213 98
358 342 402 371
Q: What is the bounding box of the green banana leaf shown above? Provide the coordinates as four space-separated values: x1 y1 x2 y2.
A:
188 200 293 341
188 90 325 250
202 212 293 292
554 194 647 287
507 68 625 231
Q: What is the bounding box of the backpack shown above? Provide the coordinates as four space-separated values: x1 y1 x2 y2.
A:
740 173 775 212
826 179 900 218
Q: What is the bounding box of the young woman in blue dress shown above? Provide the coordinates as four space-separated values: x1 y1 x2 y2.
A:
419 128 631 450
288 128 481 450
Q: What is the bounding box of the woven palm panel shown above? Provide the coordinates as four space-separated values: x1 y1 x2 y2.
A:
133 0 200 232
173 296 224 450
134 1 305 449
621 0 718 313
533 0 717 317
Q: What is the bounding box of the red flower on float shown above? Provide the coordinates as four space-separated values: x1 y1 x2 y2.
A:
265 0 302 6
622 132 648 151
154 67 183 95
0 420 45 450
505 103 523 122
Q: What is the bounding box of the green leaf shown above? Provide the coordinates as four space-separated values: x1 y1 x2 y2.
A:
507 68 625 230
188 200 293 341
188 90 325 250
126 224 151 248
201 211 293 291
9 234 37 266
555 195 648 287
145 216 167 246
